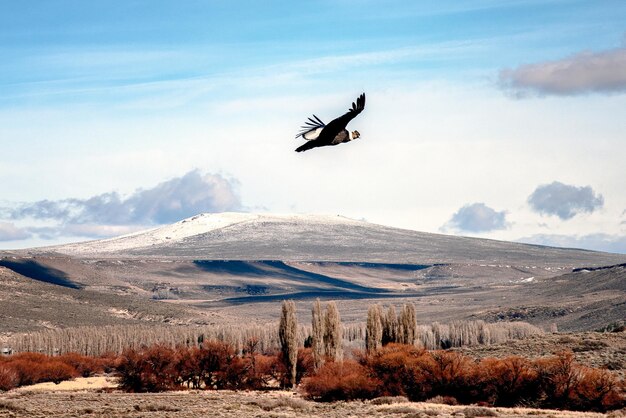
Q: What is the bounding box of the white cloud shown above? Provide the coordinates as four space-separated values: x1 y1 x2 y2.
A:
442 202 509 233
0 222 31 241
527 181 604 220
499 46 626 96
0 170 241 240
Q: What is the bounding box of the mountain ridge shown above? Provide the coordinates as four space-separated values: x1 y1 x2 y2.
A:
26 212 623 266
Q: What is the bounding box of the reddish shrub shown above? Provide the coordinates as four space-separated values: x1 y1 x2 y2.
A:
535 351 581 409
235 351 278 390
38 360 78 384
237 338 277 390
420 350 477 403
3 356 78 387
116 345 177 392
195 341 236 390
363 343 430 399
173 346 201 388
0 364 19 391
9 359 44 386
296 348 315 384
9 352 48 366
57 353 103 377
570 366 624 411
251 354 276 386
301 360 380 401
476 356 539 407
533 351 625 412
97 352 118 373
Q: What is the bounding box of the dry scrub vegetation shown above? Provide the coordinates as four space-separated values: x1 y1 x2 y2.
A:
1 341 624 413
1 301 625 416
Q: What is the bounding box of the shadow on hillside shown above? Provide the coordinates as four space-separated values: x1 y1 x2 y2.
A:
0 259 81 289
192 260 390 293
198 284 464 307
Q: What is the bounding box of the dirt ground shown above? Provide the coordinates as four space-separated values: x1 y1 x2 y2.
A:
0 388 619 418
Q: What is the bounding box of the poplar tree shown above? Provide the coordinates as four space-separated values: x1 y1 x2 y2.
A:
278 300 298 388
323 301 343 361
382 305 398 346
311 299 325 370
399 303 417 345
365 304 383 353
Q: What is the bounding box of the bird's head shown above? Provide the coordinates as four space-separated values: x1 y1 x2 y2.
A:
351 130 360 140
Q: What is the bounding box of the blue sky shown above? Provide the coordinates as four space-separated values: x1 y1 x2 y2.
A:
1 0 626 253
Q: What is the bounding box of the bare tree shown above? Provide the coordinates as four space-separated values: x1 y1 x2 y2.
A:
323 302 343 361
382 305 398 346
279 300 298 389
399 303 417 345
311 299 325 370
365 304 383 353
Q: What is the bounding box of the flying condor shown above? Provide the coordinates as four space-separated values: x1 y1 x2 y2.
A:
295 93 366 152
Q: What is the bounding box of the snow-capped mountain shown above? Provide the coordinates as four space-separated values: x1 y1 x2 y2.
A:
45 212 624 266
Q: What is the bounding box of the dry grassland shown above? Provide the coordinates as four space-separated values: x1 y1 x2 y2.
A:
1 388 619 418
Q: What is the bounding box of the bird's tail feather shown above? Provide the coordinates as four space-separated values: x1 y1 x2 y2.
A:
295 141 317 152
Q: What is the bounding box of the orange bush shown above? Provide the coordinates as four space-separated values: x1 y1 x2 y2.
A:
572 367 623 411
363 343 430 399
1 355 79 387
195 341 235 389
296 348 315 384
9 359 45 386
533 352 624 412
115 345 177 392
476 356 539 406
9 352 48 363
411 350 478 403
358 345 624 411
173 346 201 388
57 353 104 377
301 360 380 401
38 360 78 384
0 363 19 391
535 351 581 409
240 353 275 389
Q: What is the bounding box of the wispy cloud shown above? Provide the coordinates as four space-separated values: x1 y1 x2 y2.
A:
499 45 626 96
0 222 31 241
442 202 509 233
527 181 604 220
2 39 486 108
518 233 626 254
0 170 241 240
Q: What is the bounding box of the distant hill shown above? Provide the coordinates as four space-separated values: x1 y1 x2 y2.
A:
1 212 625 333
31 212 625 266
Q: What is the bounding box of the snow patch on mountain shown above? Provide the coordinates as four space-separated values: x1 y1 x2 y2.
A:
49 212 364 255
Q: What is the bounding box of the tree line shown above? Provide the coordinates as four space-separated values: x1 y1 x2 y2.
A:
2 301 543 357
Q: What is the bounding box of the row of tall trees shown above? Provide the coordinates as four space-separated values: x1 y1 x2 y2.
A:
3 303 543 357
365 303 417 352
279 299 343 387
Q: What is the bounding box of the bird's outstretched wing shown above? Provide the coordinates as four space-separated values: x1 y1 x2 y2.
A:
323 93 366 134
295 114 325 141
